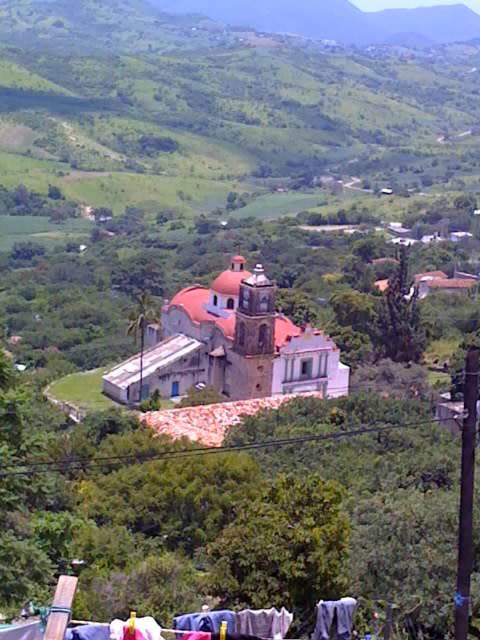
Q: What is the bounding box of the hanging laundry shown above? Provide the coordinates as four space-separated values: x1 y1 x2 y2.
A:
173 611 235 634
65 624 110 640
182 633 211 640
211 633 264 640
0 622 43 640
313 598 357 640
110 617 164 640
234 608 293 640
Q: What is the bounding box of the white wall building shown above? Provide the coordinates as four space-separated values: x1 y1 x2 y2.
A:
103 257 350 404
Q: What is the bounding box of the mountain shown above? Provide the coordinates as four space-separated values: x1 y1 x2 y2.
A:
149 0 384 44
151 0 480 46
0 0 225 53
368 4 480 44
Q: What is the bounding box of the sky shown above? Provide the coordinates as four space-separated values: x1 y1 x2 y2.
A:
352 0 480 12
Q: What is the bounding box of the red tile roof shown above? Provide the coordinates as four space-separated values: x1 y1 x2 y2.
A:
211 269 252 296
414 271 447 284
374 279 389 293
167 288 301 348
274 315 302 347
141 394 320 447
427 278 476 289
376 271 450 293
169 286 211 324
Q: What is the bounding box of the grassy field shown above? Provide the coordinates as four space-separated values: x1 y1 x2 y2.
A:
231 191 328 220
48 367 175 413
47 368 120 413
0 215 92 251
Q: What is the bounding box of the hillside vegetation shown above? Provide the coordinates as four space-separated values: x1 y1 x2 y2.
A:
2 8 480 221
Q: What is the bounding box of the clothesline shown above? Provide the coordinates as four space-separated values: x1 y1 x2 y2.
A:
69 624 302 640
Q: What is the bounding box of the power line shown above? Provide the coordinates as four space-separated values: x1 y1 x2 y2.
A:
0 416 443 478
0 378 403 472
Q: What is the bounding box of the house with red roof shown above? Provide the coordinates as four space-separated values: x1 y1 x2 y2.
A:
103 256 349 404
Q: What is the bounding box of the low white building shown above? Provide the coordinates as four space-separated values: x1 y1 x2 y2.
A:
387 222 411 237
450 231 473 242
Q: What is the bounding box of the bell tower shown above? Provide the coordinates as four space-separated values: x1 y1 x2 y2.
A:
234 264 276 356
229 265 276 400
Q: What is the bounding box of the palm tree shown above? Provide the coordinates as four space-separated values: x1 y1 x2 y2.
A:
127 289 159 404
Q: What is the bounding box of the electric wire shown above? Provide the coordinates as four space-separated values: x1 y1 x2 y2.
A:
0 416 443 478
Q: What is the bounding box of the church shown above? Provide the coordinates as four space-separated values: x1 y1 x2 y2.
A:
103 256 349 404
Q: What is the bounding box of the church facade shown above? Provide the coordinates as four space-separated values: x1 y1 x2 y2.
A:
103 256 349 404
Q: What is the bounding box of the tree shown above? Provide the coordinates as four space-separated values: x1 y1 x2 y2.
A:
327 325 373 369
127 290 159 404
343 257 375 293
207 474 350 613
276 289 320 326
0 349 14 391
454 193 477 213
179 386 225 408
48 185 64 200
78 443 260 555
352 359 430 400
330 289 377 335
10 242 46 262
375 247 425 363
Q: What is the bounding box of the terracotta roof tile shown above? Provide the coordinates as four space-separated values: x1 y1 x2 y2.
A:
414 271 447 284
211 269 252 296
166 289 301 347
141 394 320 447
427 278 476 289
374 279 389 292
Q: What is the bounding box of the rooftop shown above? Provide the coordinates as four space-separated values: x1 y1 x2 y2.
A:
414 271 448 284
165 286 300 348
103 334 203 390
425 278 477 289
141 394 320 447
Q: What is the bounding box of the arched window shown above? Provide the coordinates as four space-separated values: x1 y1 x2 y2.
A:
239 322 246 347
258 324 268 349
213 295 218 306
227 298 235 310
259 295 269 313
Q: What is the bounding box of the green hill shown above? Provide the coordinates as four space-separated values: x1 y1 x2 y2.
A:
2 0 480 219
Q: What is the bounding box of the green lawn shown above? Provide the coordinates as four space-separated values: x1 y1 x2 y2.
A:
48 367 175 414
48 368 120 413
0 215 92 251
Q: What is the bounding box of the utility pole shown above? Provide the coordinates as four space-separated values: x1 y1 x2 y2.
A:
455 348 480 640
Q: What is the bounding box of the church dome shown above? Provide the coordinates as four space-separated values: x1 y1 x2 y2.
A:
211 269 251 296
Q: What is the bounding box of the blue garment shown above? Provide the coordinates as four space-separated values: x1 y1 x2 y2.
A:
313 599 357 640
174 611 235 634
65 625 110 640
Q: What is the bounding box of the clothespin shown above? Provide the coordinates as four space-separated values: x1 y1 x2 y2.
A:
220 621 227 640
128 612 136 637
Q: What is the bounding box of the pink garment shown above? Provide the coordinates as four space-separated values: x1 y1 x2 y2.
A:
110 618 163 640
182 634 211 640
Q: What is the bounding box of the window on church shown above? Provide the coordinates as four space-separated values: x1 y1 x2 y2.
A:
259 295 269 313
239 322 246 346
258 324 268 349
300 358 313 379
213 295 218 306
240 263 244 271
227 298 235 310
